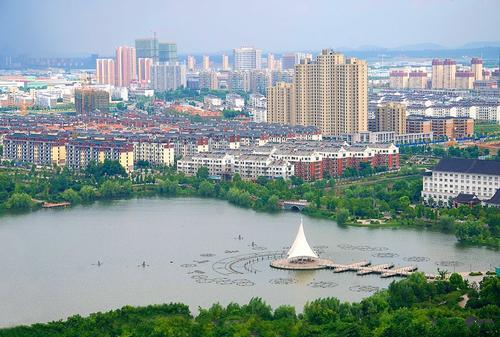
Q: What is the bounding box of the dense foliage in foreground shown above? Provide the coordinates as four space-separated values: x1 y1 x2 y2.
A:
0 161 498 247
0 274 498 337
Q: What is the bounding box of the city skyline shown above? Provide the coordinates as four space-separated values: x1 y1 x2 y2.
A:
1 0 500 57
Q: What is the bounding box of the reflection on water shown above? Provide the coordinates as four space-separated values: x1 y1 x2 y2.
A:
0 197 498 327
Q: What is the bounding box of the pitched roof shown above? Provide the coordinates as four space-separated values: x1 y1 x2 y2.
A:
433 158 500 176
453 193 479 203
486 189 500 205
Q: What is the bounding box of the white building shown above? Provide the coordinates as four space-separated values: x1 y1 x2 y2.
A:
422 158 500 206
133 141 175 166
233 47 262 71
151 63 186 91
225 93 245 111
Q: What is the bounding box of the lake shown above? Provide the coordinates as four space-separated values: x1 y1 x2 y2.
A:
0 198 497 327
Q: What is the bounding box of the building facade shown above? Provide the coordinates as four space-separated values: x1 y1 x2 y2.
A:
115 46 137 87
422 158 500 205
233 47 262 71
375 103 406 134
266 82 294 124
96 59 115 85
74 88 109 115
151 63 187 91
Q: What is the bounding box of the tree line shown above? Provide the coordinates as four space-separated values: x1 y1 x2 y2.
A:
0 274 498 337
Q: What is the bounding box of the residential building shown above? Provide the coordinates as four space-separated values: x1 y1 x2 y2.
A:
133 140 174 166
233 47 262 71
137 57 153 85
3 132 66 167
115 46 137 87
221 54 229 71
422 158 500 205
199 71 218 90
408 71 427 89
471 58 483 82
135 38 159 62
74 88 109 115
389 70 409 89
96 59 115 85
151 63 186 91
455 71 474 89
202 55 210 70
66 137 134 172
187 55 195 71
431 59 444 89
267 82 294 124
406 116 474 139
293 49 368 135
375 103 406 134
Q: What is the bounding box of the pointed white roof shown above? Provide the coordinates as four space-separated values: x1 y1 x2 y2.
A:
287 219 318 260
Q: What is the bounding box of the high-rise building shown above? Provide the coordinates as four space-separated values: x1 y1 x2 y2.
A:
96 59 115 85
187 55 195 71
267 82 294 124
151 63 186 91
135 38 159 62
135 37 177 63
228 71 251 92
281 52 307 70
408 71 428 89
202 55 210 70
389 70 409 89
456 71 474 89
75 88 109 115
137 58 153 84
199 71 218 90
432 59 456 89
375 103 406 134
293 49 368 135
471 58 483 82
233 47 262 71
159 42 177 63
221 54 229 70
267 53 275 70
431 59 444 89
115 46 137 87
443 59 456 89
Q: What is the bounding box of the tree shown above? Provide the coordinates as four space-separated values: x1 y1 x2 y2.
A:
4 193 34 210
336 208 350 225
60 188 81 204
437 215 455 231
79 185 98 202
266 195 280 212
196 167 209 180
198 181 215 197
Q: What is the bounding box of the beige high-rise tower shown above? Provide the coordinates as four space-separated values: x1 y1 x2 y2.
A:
202 55 210 70
293 49 368 135
266 82 295 124
221 54 229 70
471 58 483 81
96 59 115 85
375 103 406 134
115 46 137 87
443 59 456 89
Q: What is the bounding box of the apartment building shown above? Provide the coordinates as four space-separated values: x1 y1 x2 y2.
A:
66 137 134 172
3 132 66 167
374 103 406 134
293 50 368 135
133 140 174 166
406 116 473 139
422 158 500 205
266 82 294 124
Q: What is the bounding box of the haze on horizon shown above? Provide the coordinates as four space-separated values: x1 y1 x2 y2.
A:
1 0 499 57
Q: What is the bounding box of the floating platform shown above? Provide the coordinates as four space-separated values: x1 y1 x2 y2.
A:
270 258 334 270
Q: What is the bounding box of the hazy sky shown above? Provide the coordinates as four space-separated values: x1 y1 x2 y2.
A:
1 0 499 56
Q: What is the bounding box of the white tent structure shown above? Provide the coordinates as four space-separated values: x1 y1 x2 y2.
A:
286 219 318 261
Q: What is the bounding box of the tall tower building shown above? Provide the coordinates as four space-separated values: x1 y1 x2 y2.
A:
96 59 115 85
202 55 210 70
293 49 368 135
135 37 177 63
233 47 262 71
151 63 186 91
159 42 177 63
115 46 137 87
471 58 483 82
135 38 159 63
443 59 456 89
221 54 229 70
375 103 406 134
266 82 294 124
187 55 195 71
267 53 275 71
137 58 153 84
431 59 444 89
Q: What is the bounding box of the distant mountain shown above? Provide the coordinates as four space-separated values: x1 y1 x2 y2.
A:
460 41 500 49
392 43 445 51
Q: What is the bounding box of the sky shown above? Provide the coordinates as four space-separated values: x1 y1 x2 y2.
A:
1 0 499 57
